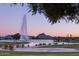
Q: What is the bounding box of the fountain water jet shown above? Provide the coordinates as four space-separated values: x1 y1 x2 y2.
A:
20 14 29 41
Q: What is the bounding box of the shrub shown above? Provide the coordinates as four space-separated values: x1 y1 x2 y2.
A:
48 43 51 45
8 45 14 51
39 43 42 46
22 44 24 48
43 43 46 45
35 44 38 46
27 45 30 47
4 45 8 49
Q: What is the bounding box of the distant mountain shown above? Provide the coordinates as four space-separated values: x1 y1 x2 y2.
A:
36 33 53 39
0 33 54 40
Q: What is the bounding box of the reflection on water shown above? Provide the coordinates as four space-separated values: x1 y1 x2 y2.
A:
14 48 79 52
0 47 79 52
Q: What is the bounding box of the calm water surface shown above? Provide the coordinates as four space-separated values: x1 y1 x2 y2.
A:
14 48 79 52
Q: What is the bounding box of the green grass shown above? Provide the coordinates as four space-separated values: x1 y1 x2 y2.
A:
0 44 79 56
39 44 79 49
0 51 79 56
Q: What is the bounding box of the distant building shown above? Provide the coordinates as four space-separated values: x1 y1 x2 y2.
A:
27 33 55 47
28 39 54 47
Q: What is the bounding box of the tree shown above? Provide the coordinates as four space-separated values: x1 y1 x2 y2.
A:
12 3 79 24
28 3 79 24
12 33 20 39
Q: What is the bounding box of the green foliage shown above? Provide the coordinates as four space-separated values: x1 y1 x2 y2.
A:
28 3 79 24
11 3 79 24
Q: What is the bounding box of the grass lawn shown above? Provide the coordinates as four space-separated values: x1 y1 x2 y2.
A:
0 51 79 56
39 44 79 49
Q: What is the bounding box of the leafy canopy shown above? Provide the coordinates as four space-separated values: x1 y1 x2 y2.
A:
12 3 79 24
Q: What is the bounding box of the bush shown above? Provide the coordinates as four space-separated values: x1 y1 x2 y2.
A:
48 43 51 46
39 43 42 46
4 45 8 49
35 44 38 46
8 45 14 51
43 43 46 45
22 44 24 48
27 45 30 47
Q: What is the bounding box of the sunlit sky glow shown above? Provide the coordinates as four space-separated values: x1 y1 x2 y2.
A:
0 3 79 37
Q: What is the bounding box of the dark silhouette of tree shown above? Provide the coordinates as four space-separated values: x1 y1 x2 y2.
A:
12 33 20 39
12 3 79 24
28 3 79 24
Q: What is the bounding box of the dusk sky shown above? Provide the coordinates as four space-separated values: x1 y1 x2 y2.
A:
0 3 79 37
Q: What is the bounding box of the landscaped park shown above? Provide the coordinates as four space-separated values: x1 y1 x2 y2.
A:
1 3 79 56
